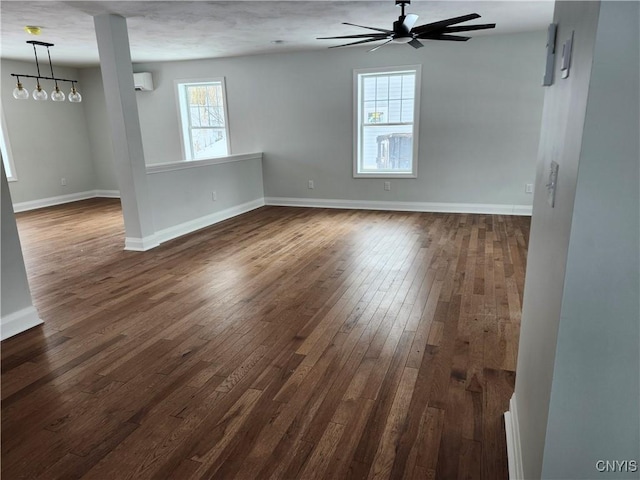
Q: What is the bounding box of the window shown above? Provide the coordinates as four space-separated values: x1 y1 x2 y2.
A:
176 78 230 161
1 109 17 181
354 66 421 178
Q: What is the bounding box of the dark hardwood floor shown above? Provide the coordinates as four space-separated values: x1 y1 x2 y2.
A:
2 198 529 479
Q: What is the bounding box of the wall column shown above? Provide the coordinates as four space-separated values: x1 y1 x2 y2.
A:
1 163 42 339
94 14 157 251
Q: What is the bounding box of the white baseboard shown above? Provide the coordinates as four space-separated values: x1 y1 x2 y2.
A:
124 234 160 252
1 305 43 341
13 193 531 217
154 197 266 245
13 190 121 212
265 197 532 216
94 189 121 198
505 394 524 480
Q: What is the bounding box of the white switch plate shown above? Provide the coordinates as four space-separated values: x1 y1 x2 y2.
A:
542 23 557 86
525 183 534 194
61 177 67 186
308 180 314 189
561 31 574 79
384 181 391 191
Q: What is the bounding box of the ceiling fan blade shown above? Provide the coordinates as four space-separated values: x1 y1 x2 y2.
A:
329 37 389 49
442 23 496 33
411 13 481 35
369 39 393 52
342 22 393 34
317 33 389 40
408 38 424 49
418 34 471 42
402 13 419 32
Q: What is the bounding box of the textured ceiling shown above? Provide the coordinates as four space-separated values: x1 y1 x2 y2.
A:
1 1 554 67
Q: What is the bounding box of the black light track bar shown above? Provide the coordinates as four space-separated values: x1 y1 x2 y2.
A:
10 73 78 84
26 40 55 47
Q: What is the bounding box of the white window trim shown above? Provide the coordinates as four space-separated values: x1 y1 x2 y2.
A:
353 65 421 179
174 77 231 162
1 108 18 182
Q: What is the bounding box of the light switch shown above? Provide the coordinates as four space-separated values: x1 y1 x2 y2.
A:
547 161 559 207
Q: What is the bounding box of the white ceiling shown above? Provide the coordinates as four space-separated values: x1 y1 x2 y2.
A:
1 1 554 67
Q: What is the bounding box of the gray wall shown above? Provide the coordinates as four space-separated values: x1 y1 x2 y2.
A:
148 158 264 232
132 30 545 206
79 67 118 191
4 31 545 209
515 1 640 478
1 59 97 203
541 2 640 477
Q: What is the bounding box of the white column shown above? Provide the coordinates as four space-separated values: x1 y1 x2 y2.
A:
1 163 42 339
93 14 157 251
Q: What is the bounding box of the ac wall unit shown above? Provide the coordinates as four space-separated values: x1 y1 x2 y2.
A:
133 72 154 91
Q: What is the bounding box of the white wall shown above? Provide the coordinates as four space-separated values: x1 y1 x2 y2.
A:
541 2 639 477
514 1 640 478
514 4 600 478
132 30 545 208
1 59 97 203
1 162 42 339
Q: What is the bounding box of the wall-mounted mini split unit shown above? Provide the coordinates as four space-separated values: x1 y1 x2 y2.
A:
133 72 154 91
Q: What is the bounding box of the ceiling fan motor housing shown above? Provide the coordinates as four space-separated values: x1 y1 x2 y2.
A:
392 19 413 42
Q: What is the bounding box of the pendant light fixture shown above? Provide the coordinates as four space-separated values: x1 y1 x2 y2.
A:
11 40 81 103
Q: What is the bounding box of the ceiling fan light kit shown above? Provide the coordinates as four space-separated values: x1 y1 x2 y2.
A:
318 0 496 52
11 40 82 103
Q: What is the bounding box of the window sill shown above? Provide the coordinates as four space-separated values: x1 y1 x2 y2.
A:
354 173 417 179
146 152 263 174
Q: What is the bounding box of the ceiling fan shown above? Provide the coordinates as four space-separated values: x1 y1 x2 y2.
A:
317 0 496 52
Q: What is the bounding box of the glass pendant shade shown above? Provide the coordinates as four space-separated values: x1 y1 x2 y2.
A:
32 84 48 101
51 86 65 102
13 82 29 100
68 86 82 103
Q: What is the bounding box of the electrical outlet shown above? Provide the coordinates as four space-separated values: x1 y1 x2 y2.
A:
61 177 67 186
212 191 217 201
308 180 314 189
525 183 534 194
384 181 391 191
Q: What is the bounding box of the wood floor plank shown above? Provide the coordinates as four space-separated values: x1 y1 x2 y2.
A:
2 199 530 479
298 421 346 480
368 366 419 479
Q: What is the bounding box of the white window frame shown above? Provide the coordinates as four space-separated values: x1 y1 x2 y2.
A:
0 109 17 181
175 77 231 161
353 65 421 178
